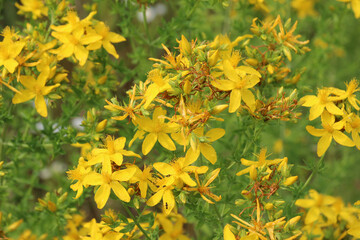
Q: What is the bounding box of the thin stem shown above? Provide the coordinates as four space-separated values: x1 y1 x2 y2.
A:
213 203 224 229
186 0 201 19
121 202 151 240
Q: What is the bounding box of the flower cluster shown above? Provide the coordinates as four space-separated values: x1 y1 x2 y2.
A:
302 79 360 156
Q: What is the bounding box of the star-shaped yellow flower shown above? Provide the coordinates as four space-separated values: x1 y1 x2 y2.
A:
12 70 60 117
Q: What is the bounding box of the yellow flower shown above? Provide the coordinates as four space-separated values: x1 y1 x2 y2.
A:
156 212 190 240
236 148 286 176
306 111 354 157
143 69 172 109
184 127 225 164
0 38 25 73
211 60 261 112
87 21 126 59
345 113 360 149
12 70 60 117
183 168 221 204
340 79 360 110
88 136 141 173
153 157 197 188
147 176 176 215
301 88 343 121
295 190 338 225
67 158 92 199
129 165 156 199
15 0 48 19
51 27 102 66
134 107 178 155
51 11 96 33
83 167 136 209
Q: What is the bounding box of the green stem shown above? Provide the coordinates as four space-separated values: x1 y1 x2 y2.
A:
213 203 224 230
186 0 201 19
121 203 151 240
142 5 153 56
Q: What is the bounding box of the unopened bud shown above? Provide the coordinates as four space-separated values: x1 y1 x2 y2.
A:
179 35 192 55
211 104 228 115
95 119 107 132
235 199 247 206
245 58 258 66
265 203 274 210
48 201 57 212
127 188 135 196
183 80 192 94
283 176 298 186
241 190 252 200
6 219 23 232
267 64 274 74
274 210 283 219
249 165 257 180
208 50 220 67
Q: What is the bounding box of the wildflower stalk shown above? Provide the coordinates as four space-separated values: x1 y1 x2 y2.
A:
186 0 201 19
121 202 151 240
213 203 224 229
142 5 153 56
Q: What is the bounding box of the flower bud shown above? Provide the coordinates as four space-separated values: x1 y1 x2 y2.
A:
183 80 192 95
95 119 107 132
265 203 274 210
245 58 258 66
48 201 57 212
283 176 298 186
179 35 192 55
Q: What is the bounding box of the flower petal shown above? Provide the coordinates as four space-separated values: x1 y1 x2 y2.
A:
94 184 111 209
110 181 130 202
142 132 158 155
158 132 176 151
317 133 332 157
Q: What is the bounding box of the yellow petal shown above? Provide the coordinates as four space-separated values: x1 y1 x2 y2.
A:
305 207 320 224
110 181 130 202
332 131 354 147
74 45 88 66
241 89 256 111
306 125 326 137
142 132 158 155
94 184 111 209
205 128 225 142
147 189 165 206
112 167 136 181
163 189 175 215
179 172 196 186
325 102 343 116
200 143 217 164
158 132 176 151
153 162 176 176
211 79 235 91
12 90 36 104
229 89 241 113
4 58 19 73
223 60 239 82
103 41 119 58
139 181 148 199
224 224 236 240
107 32 126 43
309 104 325 120
317 133 332 157
301 95 318 107
83 172 104 185
35 95 48 117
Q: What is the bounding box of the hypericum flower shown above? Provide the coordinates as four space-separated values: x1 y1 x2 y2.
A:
134 107 179 155
301 88 343 121
88 136 141 174
211 60 261 112
51 11 96 33
83 167 136 209
0 39 25 73
153 157 197 188
87 21 126 59
183 168 221 204
236 148 286 176
15 0 48 19
345 114 360 149
129 165 156 199
12 70 60 117
339 79 360 110
67 158 92 199
295 189 337 225
184 127 225 164
51 27 102 66
306 111 354 157
156 212 190 240
143 69 172 109
147 176 176 215
105 85 144 121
